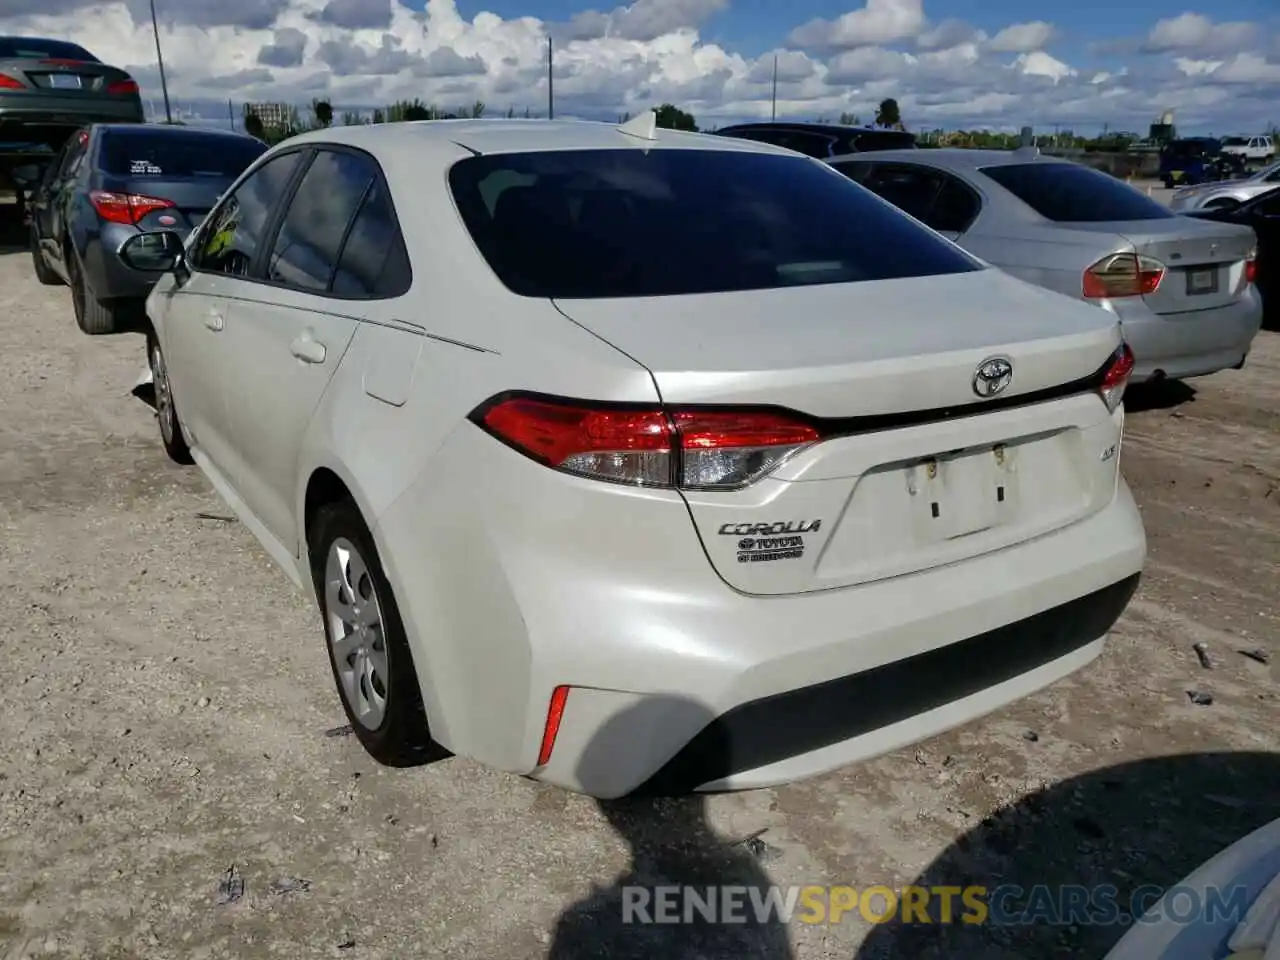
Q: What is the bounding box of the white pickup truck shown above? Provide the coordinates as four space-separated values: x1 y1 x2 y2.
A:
1220 135 1275 164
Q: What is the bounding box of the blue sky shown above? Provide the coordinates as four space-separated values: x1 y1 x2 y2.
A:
3 0 1279 133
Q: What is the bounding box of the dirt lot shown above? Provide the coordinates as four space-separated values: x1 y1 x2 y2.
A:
0 205 1276 960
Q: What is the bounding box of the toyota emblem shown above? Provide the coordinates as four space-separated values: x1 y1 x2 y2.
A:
972 356 1014 398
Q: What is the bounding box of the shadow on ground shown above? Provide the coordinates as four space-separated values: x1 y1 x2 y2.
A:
548 698 794 960
0 201 26 255
1126 378 1198 413
854 751 1280 960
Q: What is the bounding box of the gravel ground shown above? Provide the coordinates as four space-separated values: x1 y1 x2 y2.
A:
0 202 1276 960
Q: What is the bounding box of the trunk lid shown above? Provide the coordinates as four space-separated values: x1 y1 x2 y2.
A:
555 268 1127 596
1059 218 1256 315
0 57 135 98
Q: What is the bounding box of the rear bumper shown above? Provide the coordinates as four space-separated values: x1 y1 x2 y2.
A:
1114 290 1264 382
375 424 1147 798
0 100 144 127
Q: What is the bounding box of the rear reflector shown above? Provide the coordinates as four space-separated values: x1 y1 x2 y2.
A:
1099 343 1135 413
0 74 23 90
473 395 819 490
105 78 139 95
537 686 571 766
1083 253 1165 299
89 190 174 225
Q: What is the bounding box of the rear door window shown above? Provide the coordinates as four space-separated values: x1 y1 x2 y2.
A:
981 162 1175 222
447 148 982 299
265 149 376 293
853 163 981 234
330 179 413 298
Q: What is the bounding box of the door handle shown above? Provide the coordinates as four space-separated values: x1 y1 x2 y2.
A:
204 311 224 332
290 333 327 364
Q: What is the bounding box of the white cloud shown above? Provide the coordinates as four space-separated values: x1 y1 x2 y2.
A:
789 0 925 52
1009 51 1075 83
1143 12 1257 56
986 21 1055 54
0 0 1276 133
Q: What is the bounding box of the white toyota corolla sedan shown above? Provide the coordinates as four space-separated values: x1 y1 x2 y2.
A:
120 114 1147 798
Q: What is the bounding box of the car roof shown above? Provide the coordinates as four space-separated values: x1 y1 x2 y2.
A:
826 147 1072 173
716 121 898 135
284 118 799 158
91 123 261 143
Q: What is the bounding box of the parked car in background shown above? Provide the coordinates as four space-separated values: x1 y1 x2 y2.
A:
0 35 143 203
117 117 1144 798
828 148 1263 383
28 122 267 334
1219 135 1274 166
1169 158 1280 213
1158 137 1245 188
1184 183 1280 327
712 121 916 159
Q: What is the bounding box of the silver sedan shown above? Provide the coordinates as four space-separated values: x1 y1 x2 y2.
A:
828 148 1264 383
1168 160 1280 212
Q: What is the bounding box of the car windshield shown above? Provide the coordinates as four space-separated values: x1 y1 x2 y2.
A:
100 129 267 179
447 148 981 299
981 161 1176 223
0 37 98 61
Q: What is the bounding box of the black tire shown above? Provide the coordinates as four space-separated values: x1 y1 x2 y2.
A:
147 332 194 465
309 500 444 767
67 245 119 335
30 226 62 286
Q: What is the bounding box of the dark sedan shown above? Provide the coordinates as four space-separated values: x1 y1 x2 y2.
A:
29 123 267 334
0 36 143 150
1184 183 1280 329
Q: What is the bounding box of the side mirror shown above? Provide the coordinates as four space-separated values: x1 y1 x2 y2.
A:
120 231 186 277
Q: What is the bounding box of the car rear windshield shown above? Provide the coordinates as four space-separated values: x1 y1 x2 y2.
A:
447 148 981 298
1221 137 1250 147
99 129 267 179
0 38 98 62
981 161 1175 223
845 130 918 151
1163 139 1220 159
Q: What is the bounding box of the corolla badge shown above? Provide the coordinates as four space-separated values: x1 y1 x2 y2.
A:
972 356 1014 398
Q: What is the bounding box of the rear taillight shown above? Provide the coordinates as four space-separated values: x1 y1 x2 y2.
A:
1083 253 1165 299
1099 343 1135 413
1244 257 1257 285
89 190 174 225
106 78 139 95
0 74 24 90
473 395 820 490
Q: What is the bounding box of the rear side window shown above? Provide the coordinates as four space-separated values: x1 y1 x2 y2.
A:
982 162 1175 223
266 149 375 293
448 148 982 299
330 180 412 298
0 38 98 61
99 131 266 179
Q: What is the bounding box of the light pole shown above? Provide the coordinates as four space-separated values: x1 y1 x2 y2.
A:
149 0 173 123
770 54 777 121
547 35 554 120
